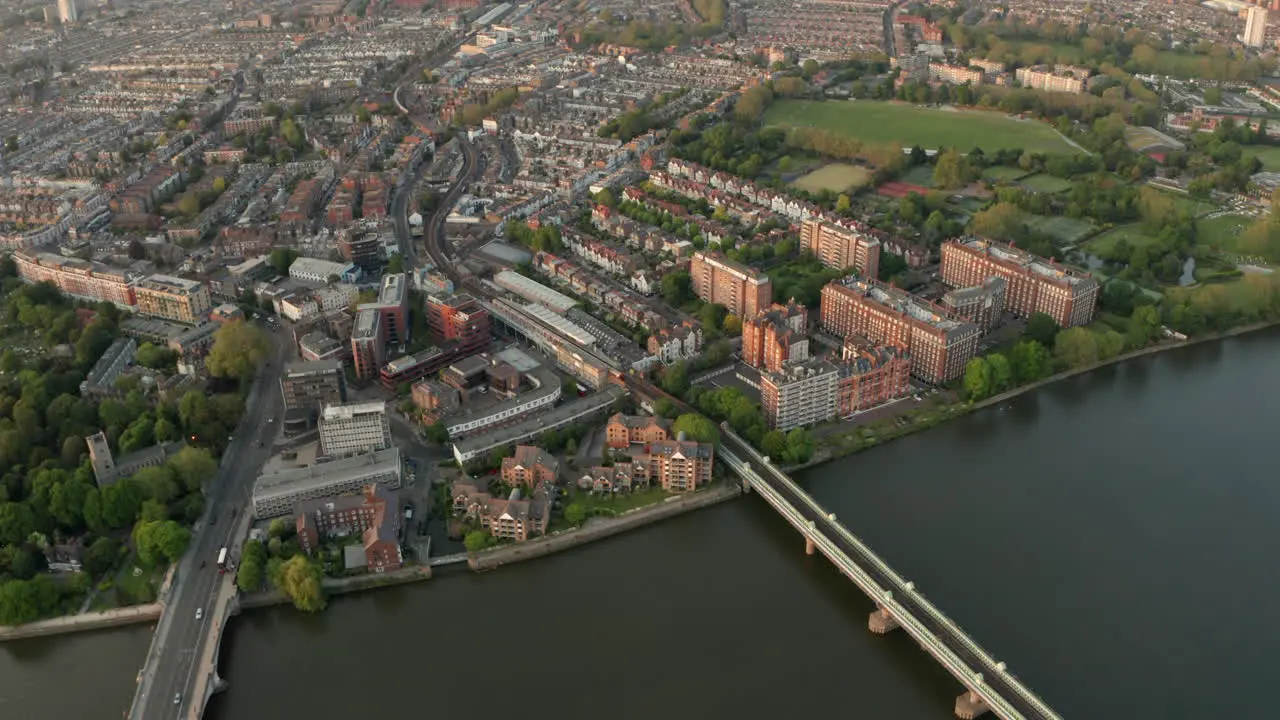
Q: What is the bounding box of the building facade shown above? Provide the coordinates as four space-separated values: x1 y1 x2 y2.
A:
351 308 385 380
838 342 912 417
800 220 881 278
134 274 212 325
605 414 671 449
14 251 137 308
318 401 391 458
1014 66 1084 94
939 238 1098 328
742 300 809 373
819 277 979 384
252 447 403 519
645 439 714 492
941 276 1007 333
452 482 550 542
500 445 560 487
761 360 840 431
425 293 492 355
689 251 772 318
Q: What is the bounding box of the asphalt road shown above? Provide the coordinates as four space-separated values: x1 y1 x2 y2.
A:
130 332 291 720
720 431 1055 720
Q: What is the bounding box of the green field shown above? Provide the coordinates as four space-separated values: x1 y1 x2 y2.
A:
1245 146 1280 172
1019 174 1074 193
791 162 872 193
982 166 1030 182
1196 214 1253 253
900 164 937 187
764 100 1080 155
1025 214 1095 245
1086 224 1160 256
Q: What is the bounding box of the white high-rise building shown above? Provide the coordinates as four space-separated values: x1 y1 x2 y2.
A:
57 0 77 24
318 401 391 458
1244 7 1268 48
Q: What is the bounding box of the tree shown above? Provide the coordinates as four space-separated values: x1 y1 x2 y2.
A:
175 192 200 217
970 202 1025 241
464 530 492 553
1023 312 1060 347
0 502 36 546
386 254 405 274
1009 340 1051 384
3 135 16 152
933 149 970 190
784 428 814 464
268 248 299 275
564 503 587 526
276 555 325 612
1054 327 1100 369
1129 305 1163 347
237 540 267 592
132 520 186 566
0 576 59 625
661 270 693 306
169 447 218 492
672 413 718 444
987 353 1013 394
964 357 993 401
659 361 690 397
207 321 270 380
83 537 122 578
423 422 450 445
722 314 742 335
761 430 788 460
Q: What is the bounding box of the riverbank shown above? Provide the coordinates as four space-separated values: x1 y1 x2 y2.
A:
790 321 1280 474
241 565 435 610
0 565 176 643
471 482 742 571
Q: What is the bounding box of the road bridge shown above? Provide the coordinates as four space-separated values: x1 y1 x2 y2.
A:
719 426 1061 720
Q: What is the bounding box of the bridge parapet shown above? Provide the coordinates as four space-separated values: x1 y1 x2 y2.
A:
719 428 1062 720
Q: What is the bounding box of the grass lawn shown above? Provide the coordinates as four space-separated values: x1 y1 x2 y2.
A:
1086 224 1160 256
1168 193 1216 218
1024 214 1095 245
1245 146 1280 172
1018 174 1074 194
1196 214 1253 254
111 558 166 607
790 162 872 193
572 486 672 518
763 99 1080 155
899 164 937 187
982 165 1030 182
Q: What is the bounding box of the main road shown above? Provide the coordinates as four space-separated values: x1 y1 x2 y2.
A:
129 330 292 720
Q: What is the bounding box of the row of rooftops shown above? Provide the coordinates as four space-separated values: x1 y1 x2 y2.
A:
831 276 968 332
951 237 1094 287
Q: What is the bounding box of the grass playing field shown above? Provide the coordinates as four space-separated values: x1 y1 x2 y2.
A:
1086 224 1160 257
982 166 1030 182
763 100 1081 155
1024 214 1095 245
1196 214 1253 254
790 162 873 193
1245 146 1280 172
1018 174 1074 193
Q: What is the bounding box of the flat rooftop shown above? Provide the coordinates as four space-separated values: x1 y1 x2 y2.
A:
138 274 204 295
284 359 344 377
321 401 386 421
353 308 380 339
837 277 964 331
255 446 400 496
452 385 625 457
957 237 1092 286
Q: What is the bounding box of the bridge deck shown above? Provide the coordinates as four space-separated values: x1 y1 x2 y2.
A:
720 427 1059 720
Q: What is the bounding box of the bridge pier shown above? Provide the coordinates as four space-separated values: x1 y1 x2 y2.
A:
804 536 815 555
868 605 900 634
954 689 990 719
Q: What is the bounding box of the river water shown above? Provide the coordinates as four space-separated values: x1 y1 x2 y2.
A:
4 328 1279 720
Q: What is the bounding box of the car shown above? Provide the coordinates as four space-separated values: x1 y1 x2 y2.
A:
209 515 217 525
173 693 181 706
200 560 207 569
195 608 203 621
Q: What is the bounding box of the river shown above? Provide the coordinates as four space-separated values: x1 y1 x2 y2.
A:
4 328 1279 720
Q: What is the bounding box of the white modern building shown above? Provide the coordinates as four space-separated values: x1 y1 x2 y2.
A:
252 447 402 518
1245 7 1268 48
288 257 361 284
318 401 391 458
